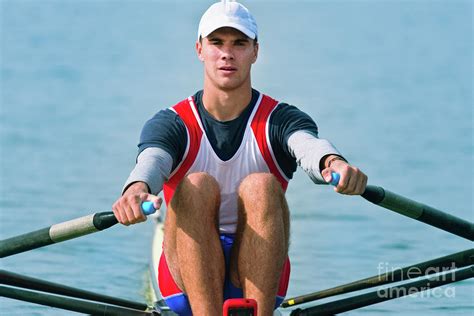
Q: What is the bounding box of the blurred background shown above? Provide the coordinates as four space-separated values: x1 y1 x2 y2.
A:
1 0 472 315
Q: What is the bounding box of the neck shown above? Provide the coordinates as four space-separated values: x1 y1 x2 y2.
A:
202 82 253 121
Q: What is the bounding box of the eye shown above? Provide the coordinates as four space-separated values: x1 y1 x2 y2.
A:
235 40 248 46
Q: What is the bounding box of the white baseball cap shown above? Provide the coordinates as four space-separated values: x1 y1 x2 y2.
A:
198 1 258 40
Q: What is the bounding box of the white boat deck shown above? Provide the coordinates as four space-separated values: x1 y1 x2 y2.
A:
149 216 178 315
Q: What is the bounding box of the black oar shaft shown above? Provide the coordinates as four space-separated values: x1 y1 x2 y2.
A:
0 269 148 311
0 285 154 316
282 248 474 307
0 212 117 258
291 265 474 316
362 185 474 241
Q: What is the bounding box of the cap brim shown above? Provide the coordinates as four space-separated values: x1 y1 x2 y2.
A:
201 21 256 40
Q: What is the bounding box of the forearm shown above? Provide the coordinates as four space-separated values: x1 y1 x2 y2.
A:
123 181 150 195
122 147 173 195
287 131 344 184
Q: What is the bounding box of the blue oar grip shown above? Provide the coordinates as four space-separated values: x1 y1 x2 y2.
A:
330 172 340 186
141 201 156 215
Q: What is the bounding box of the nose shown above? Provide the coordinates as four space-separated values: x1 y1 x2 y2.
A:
220 45 234 60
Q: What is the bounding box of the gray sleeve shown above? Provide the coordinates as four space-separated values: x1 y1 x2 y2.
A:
122 147 173 195
287 131 343 184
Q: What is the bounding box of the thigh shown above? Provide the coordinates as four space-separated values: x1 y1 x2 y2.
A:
230 174 291 284
162 172 222 291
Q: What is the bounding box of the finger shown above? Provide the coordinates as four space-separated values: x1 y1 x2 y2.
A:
321 168 333 183
335 172 349 193
131 200 146 223
154 197 163 210
114 200 132 225
112 202 123 223
121 205 136 226
142 193 163 211
121 194 140 224
126 195 145 224
344 169 359 194
355 173 368 195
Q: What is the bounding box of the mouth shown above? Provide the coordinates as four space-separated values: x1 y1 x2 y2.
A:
219 66 237 73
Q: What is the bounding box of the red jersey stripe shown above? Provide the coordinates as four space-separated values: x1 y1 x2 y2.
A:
163 97 203 205
251 95 289 191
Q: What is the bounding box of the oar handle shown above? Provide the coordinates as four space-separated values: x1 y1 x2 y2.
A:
141 201 157 215
329 172 340 186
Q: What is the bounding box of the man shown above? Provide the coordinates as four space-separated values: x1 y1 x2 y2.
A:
113 1 367 315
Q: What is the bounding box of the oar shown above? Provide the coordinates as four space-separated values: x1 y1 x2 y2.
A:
282 248 473 307
0 201 156 258
0 269 148 311
330 172 474 241
0 285 155 316
290 265 474 316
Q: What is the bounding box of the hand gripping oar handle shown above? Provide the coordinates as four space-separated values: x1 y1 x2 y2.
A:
329 172 474 241
0 202 157 258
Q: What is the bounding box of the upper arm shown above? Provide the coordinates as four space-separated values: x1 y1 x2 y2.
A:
138 109 187 171
269 103 320 154
267 103 319 179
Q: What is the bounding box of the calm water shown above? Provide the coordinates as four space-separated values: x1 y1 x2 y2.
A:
1 0 472 315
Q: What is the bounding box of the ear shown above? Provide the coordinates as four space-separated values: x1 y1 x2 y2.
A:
252 42 259 64
196 40 204 62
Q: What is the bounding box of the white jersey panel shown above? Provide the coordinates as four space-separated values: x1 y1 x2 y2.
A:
187 128 270 234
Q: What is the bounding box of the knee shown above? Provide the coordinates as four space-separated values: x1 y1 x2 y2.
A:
238 173 287 222
172 172 220 217
238 173 283 200
178 172 220 197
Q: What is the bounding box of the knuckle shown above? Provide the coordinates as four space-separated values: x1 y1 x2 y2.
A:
116 199 125 209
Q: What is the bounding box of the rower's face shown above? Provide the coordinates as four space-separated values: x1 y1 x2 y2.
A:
196 27 259 91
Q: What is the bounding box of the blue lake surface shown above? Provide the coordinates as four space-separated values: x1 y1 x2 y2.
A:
1 0 472 315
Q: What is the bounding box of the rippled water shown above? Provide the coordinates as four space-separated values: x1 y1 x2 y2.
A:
1 1 472 315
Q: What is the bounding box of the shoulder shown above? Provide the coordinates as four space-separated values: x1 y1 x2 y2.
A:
139 106 188 169
272 102 313 120
150 107 181 121
136 95 208 171
269 102 319 135
142 108 186 136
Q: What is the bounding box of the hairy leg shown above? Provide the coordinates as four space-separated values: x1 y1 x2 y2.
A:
231 173 290 316
163 172 224 315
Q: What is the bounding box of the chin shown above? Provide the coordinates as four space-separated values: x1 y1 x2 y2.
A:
218 83 245 92
217 77 250 91
215 80 242 91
